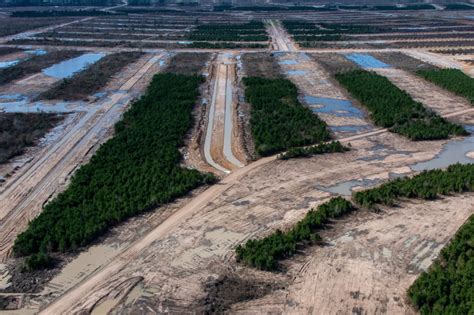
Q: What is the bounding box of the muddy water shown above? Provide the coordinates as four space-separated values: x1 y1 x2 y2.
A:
286 70 306 76
304 95 364 118
0 60 19 69
344 53 391 69
317 178 382 196
411 125 474 171
279 59 298 65
0 94 91 113
42 52 105 79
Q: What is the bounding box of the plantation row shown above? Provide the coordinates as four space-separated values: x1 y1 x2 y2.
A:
188 42 267 49
283 21 385 36
243 77 331 156
236 163 474 271
417 68 474 105
278 141 349 160
236 197 355 270
354 163 474 209
335 70 466 140
188 22 268 42
408 214 473 315
13 73 215 261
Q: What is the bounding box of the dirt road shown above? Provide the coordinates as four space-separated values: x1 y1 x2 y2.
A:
0 53 164 261
268 20 296 52
203 53 244 174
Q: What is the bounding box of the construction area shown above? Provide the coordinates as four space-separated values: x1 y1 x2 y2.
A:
0 3 473 315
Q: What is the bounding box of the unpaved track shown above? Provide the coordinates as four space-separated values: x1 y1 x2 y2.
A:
268 20 295 52
0 54 163 261
203 53 244 174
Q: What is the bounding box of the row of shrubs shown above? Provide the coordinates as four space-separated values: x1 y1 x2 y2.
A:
236 197 355 270
237 163 474 270
278 141 349 160
335 70 467 140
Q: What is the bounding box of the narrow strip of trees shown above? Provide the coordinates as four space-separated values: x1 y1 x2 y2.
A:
354 163 474 209
335 70 466 140
14 74 216 266
417 68 474 104
278 141 349 160
236 197 356 270
243 77 331 156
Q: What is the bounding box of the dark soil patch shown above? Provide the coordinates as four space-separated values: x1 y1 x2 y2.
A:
164 52 211 76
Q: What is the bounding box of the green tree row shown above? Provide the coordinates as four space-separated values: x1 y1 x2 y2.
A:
236 197 356 270
188 22 268 42
243 77 331 156
408 214 474 314
13 73 216 260
278 141 349 160
354 163 474 209
417 68 474 105
335 70 466 140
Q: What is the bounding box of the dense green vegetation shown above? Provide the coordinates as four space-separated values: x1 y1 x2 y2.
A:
445 3 474 10
417 68 474 104
213 5 336 12
13 73 215 259
278 141 349 160
236 197 355 270
0 50 81 85
11 10 115 17
39 51 143 100
188 42 267 49
23 252 54 271
0 113 64 164
372 4 435 10
408 214 474 314
335 70 466 140
354 163 474 209
243 77 330 156
188 21 268 42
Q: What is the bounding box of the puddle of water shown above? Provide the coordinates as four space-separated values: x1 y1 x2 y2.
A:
42 52 105 79
286 70 306 76
177 41 193 44
330 125 372 133
344 53 391 69
25 49 47 56
0 59 19 69
318 178 382 196
410 125 474 172
0 93 91 113
304 95 363 118
279 59 298 65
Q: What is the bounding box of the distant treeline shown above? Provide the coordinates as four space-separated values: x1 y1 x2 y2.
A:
335 70 467 140
11 9 117 17
0 0 118 6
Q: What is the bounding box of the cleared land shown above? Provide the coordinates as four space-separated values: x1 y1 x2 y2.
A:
1 7 474 315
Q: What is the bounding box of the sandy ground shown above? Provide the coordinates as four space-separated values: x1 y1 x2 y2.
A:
3 13 474 315
233 194 474 314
